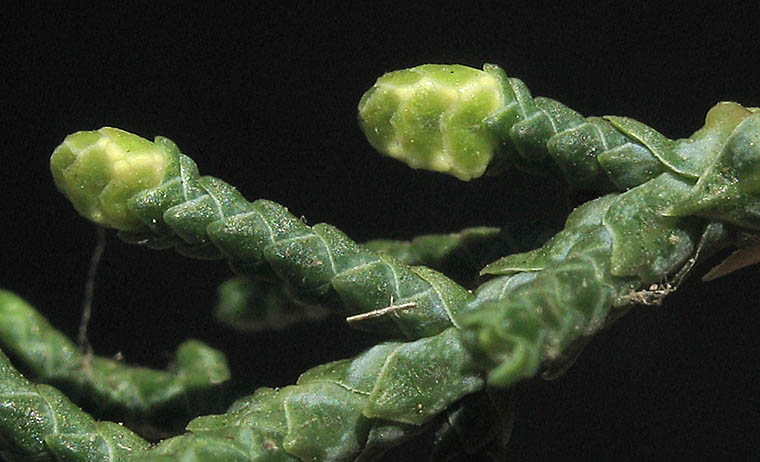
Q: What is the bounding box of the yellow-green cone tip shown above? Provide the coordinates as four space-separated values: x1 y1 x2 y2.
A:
50 127 172 230
358 64 505 181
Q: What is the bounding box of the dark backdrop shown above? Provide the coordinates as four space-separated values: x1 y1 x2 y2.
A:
4 3 759 461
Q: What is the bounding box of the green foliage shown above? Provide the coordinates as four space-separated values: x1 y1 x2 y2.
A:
145 327 483 461
463 174 711 386
0 290 230 438
214 277 329 332
217 227 507 332
50 128 475 340
0 346 150 461
358 64 759 194
364 226 508 286
3 63 760 461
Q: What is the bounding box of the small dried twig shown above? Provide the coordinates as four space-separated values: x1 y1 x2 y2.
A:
78 226 106 357
346 302 417 324
627 282 675 306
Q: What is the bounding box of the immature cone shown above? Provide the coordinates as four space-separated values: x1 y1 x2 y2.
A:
358 64 507 181
50 127 173 230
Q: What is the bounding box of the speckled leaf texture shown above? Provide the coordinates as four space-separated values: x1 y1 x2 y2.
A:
2 63 760 461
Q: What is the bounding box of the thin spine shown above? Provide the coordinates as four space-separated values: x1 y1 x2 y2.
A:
47 98 760 459
0 293 498 462
214 223 505 333
117 142 474 340
138 175 724 458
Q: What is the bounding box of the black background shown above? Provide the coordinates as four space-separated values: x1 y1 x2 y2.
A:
3 3 760 461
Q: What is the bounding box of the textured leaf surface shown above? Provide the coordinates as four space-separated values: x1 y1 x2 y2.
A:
667 111 760 229
36 64 760 461
0 290 230 436
50 130 475 341
144 328 483 462
364 226 507 285
0 348 150 461
460 173 740 388
359 64 759 197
